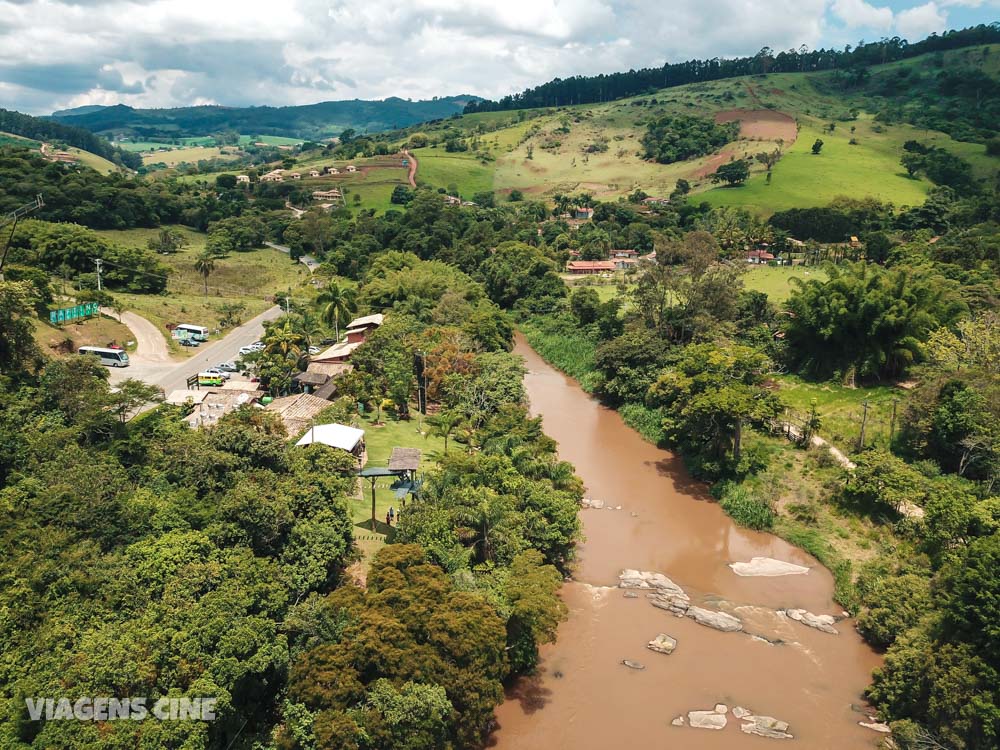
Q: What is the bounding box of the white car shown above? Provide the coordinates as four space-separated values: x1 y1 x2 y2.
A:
308 345 320 355
202 367 232 380
238 346 256 356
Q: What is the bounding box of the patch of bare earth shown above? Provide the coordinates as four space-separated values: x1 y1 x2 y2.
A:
714 108 798 144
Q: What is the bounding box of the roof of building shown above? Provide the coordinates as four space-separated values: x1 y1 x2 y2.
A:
313 379 339 400
307 361 354 378
266 392 330 422
346 313 384 330
296 423 365 451
165 389 207 405
567 260 616 271
292 371 330 387
312 339 364 362
388 447 421 472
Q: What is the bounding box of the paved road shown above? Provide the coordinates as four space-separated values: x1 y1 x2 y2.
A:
109 306 283 393
264 242 319 273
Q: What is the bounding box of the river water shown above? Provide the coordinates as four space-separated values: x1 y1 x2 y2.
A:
489 336 883 749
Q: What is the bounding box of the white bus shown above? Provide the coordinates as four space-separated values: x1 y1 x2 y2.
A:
78 346 130 367
174 324 209 341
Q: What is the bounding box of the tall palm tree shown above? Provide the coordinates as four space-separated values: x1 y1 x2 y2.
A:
263 320 305 362
317 282 357 342
429 410 465 455
194 253 216 296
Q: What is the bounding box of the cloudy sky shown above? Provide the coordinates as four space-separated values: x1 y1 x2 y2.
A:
0 0 996 114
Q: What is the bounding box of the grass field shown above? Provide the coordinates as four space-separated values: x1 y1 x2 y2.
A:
96 226 313 352
775 374 904 453
0 131 41 149
32 314 134 356
744 264 827 302
413 149 494 197
698 116 942 214
238 135 304 146
141 146 239 168
348 412 446 564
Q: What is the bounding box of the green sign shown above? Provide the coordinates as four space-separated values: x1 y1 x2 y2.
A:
50 302 99 324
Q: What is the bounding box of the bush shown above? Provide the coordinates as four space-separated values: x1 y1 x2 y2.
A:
718 483 775 530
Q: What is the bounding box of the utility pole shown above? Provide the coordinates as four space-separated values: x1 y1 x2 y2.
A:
95 258 103 292
0 194 44 283
889 399 899 446
857 400 870 452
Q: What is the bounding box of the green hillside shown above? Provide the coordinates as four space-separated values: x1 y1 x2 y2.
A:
354 44 999 214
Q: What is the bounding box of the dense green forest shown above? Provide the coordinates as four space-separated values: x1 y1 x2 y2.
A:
0 109 141 169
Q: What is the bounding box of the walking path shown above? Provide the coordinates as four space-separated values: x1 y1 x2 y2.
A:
402 149 418 188
781 421 924 519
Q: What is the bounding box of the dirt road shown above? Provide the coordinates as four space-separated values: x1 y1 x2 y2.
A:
100 308 173 364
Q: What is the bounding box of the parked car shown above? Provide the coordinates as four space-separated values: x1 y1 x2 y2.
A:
179 339 200 347
216 362 238 372
308 345 320 355
318 338 335 346
203 367 232 380
238 345 257 356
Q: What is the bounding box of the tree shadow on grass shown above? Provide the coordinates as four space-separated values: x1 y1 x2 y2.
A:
354 519 397 541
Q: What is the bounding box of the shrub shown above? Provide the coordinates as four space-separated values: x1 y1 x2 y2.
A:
718 483 775 530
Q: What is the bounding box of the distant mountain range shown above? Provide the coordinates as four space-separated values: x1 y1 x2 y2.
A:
48 96 479 141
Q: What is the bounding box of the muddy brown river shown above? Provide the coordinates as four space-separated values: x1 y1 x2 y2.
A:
489 336 883 749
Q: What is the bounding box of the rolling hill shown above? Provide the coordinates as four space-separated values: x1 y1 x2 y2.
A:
359 44 1000 215
48 96 479 141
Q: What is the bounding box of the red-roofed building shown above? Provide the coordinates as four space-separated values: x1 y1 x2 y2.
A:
746 250 776 264
567 260 615 274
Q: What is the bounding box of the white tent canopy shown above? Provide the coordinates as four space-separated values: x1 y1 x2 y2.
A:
296 423 365 452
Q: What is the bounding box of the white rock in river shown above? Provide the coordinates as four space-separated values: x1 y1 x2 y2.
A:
688 710 727 730
686 605 743 632
619 570 684 595
783 608 839 635
859 721 891 733
741 715 794 739
671 716 685 727
730 557 810 577
733 706 753 719
647 633 677 655
714 704 728 714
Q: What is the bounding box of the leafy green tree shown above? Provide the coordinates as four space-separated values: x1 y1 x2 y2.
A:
811 138 824 154
649 342 782 470
711 159 750 186
503 550 567 673
783 262 967 381
569 287 601 325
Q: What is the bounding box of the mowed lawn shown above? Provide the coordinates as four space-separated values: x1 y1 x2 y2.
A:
744 265 827 302
697 117 935 214
142 146 239 168
349 412 447 564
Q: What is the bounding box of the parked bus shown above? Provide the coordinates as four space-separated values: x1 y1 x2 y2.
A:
197 372 225 387
174 324 209 341
78 346 130 367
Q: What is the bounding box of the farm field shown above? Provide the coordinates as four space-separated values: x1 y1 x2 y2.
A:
775 374 905 453
413 150 494 197
141 145 240 167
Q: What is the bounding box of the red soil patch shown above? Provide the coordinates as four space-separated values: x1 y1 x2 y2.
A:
714 109 798 144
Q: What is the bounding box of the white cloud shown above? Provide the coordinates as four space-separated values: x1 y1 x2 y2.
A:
0 0 992 114
895 2 948 40
830 0 894 29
